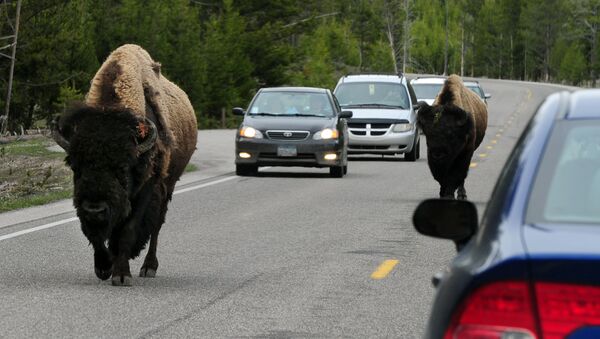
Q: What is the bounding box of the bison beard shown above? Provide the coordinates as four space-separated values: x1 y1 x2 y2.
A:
51 45 197 286
417 75 488 200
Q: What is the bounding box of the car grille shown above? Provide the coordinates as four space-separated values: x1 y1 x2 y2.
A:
266 130 310 141
348 122 391 136
350 145 392 150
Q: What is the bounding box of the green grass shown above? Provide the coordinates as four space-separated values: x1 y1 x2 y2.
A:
185 163 198 172
2 137 64 159
0 189 72 213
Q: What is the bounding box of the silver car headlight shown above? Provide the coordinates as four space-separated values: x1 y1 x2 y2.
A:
313 128 339 140
392 123 413 133
239 126 263 139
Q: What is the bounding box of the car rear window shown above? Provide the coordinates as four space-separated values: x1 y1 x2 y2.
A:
527 121 600 224
334 82 409 109
411 83 443 101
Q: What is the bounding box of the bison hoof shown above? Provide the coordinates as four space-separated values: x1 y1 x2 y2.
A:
139 267 157 278
95 267 112 281
111 274 133 286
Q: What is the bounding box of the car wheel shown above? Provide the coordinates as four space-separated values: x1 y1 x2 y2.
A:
343 165 348 175
236 164 258 176
404 136 418 162
330 166 343 178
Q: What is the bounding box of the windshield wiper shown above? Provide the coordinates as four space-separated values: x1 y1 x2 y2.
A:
345 103 406 109
250 112 283 116
290 113 326 117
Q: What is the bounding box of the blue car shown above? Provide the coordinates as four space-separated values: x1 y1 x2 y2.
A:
413 89 600 339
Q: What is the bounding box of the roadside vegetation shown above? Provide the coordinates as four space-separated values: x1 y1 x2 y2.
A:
0 136 72 212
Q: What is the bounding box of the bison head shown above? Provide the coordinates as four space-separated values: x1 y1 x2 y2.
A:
52 104 157 238
416 102 474 168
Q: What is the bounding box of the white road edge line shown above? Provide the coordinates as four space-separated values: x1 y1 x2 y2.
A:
0 175 238 242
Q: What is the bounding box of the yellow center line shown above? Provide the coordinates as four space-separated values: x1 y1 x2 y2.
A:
491 140 497 144
371 260 399 280
479 153 487 158
486 146 493 150
496 134 501 137
470 163 478 168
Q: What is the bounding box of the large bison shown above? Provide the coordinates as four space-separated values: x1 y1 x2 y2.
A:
52 44 198 286
417 74 488 200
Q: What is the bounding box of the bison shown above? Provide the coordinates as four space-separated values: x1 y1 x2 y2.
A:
416 74 488 200
52 44 198 286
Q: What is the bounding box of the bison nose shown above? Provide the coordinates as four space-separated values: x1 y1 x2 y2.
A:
81 200 108 214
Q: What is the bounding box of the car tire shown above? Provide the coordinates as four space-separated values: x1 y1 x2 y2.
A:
343 165 348 175
405 136 419 162
415 136 421 159
236 164 258 176
330 166 343 178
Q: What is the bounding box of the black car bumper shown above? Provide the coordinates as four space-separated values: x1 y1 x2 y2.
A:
235 138 345 167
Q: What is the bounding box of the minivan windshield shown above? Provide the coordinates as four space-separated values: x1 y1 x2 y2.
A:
527 121 600 224
335 82 409 109
248 91 333 117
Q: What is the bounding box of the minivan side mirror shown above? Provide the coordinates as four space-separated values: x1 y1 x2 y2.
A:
484 93 492 99
339 111 353 119
412 199 478 242
232 107 246 116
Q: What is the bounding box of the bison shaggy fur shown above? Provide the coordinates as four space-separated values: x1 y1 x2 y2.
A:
52 44 198 286
417 74 488 200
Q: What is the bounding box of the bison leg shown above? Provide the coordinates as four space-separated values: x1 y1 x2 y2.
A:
439 185 456 199
140 188 168 278
139 231 159 277
92 242 112 280
457 185 467 200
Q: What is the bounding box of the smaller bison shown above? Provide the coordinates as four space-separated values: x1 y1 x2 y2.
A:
417 75 488 200
52 44 198 286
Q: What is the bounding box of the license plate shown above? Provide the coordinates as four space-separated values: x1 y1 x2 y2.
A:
277 145 297 157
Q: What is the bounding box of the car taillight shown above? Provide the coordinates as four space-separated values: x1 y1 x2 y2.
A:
444 281 538 339
536 282 600 339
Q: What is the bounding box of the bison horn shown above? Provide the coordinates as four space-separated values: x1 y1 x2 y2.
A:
136 118 157 154
51 119 70 151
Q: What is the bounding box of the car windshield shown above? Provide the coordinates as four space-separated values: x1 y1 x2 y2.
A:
465 84 484 98
335 82 409 109
248 91 333 117
527 121 600 224
411 83 443 101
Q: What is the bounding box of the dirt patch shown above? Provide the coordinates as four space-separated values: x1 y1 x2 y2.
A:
0 135 73 212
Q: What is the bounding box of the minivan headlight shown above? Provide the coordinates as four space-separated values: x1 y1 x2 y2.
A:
239 126 263 139
313 128 339 140
392 123 413 133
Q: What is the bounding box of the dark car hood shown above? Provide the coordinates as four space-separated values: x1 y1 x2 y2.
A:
244 115 335 132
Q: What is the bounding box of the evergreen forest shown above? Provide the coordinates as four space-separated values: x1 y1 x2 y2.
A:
0 0 598 131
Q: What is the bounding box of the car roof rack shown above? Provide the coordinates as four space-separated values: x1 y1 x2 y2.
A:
344 72 403 78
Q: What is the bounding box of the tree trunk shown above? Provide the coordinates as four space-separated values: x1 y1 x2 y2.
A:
460 16 465 77
443 0 449 76
402 0 410 74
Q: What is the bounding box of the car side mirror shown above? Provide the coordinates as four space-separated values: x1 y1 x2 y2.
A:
484 93 492 99
232 107 246 116
339 111 353 119
412 199 478 242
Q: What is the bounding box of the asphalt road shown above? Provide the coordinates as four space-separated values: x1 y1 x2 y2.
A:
0 79 574 338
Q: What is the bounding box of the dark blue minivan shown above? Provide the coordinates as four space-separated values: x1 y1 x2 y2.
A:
413 89 600 339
